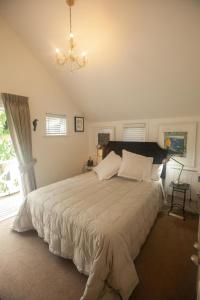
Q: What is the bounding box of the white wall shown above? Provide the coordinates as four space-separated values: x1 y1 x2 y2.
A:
0 17 89 187
89 116 200 200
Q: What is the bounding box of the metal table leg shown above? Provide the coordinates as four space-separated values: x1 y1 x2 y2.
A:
169 188 174 214
183 190 186 220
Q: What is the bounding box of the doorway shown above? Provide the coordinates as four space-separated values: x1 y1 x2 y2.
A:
0 107 22 221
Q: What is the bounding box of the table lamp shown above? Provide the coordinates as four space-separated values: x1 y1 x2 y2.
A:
167 155 184 184
96 144 103 165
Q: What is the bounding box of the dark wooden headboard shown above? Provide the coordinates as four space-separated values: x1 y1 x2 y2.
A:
103 141 168 164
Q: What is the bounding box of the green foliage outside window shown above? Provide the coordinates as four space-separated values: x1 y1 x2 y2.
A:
0 111 19 196
0 111 15 162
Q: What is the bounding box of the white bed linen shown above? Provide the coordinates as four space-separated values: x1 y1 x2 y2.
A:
13 172 163 300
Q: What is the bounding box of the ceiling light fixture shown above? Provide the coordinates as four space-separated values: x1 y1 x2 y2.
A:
55 0 87 72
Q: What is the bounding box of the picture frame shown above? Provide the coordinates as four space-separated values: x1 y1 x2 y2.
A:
74 116 84 132
158 122 197 168
163 131 187 157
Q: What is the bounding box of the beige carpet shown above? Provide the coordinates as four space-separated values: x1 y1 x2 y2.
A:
0 212 198 300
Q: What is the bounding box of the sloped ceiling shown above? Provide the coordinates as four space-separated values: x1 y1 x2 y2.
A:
0 0 200 121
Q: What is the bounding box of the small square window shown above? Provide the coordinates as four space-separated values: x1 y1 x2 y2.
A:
45 113 67 136
123 124 146 142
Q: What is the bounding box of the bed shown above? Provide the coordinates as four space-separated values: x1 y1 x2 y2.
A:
13 141 168 300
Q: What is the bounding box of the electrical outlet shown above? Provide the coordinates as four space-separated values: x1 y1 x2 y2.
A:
198 176 200 183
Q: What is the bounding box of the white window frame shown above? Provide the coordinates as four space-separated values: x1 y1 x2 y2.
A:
122 123 147 142
45 113 68 137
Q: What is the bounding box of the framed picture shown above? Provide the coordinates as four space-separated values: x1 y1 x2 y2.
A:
164 131 187 157
159 122 197 168
74 117 84 132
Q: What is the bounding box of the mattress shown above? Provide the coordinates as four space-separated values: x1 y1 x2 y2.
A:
13 171 163 300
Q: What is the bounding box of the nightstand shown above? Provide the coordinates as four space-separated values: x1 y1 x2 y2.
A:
168 181 191 220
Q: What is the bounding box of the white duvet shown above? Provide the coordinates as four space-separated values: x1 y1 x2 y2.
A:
13 172 162 300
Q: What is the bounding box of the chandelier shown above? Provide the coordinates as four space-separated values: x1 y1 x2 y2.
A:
55 0 87 72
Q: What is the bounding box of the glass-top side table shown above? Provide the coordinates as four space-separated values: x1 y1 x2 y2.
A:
168 181 191 220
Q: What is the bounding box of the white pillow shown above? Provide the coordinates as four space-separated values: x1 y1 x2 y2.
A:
144 157 155 180
118 150 153 181
151 164 163 181
93 151 122 180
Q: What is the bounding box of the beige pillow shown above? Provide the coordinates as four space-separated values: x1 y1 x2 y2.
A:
118 150 153 181
93 151 122 180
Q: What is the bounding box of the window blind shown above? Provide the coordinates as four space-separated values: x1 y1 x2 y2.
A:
45 113 67 136
122 124 146 142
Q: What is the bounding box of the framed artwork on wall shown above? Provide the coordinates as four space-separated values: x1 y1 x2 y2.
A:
163 131 187 157
158 122 197 168
74 117 84 132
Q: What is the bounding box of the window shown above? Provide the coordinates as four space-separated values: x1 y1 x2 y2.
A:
45 113 67 136
122 123 146 142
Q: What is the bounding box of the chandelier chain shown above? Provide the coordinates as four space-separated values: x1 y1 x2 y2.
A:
69 6 72 33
